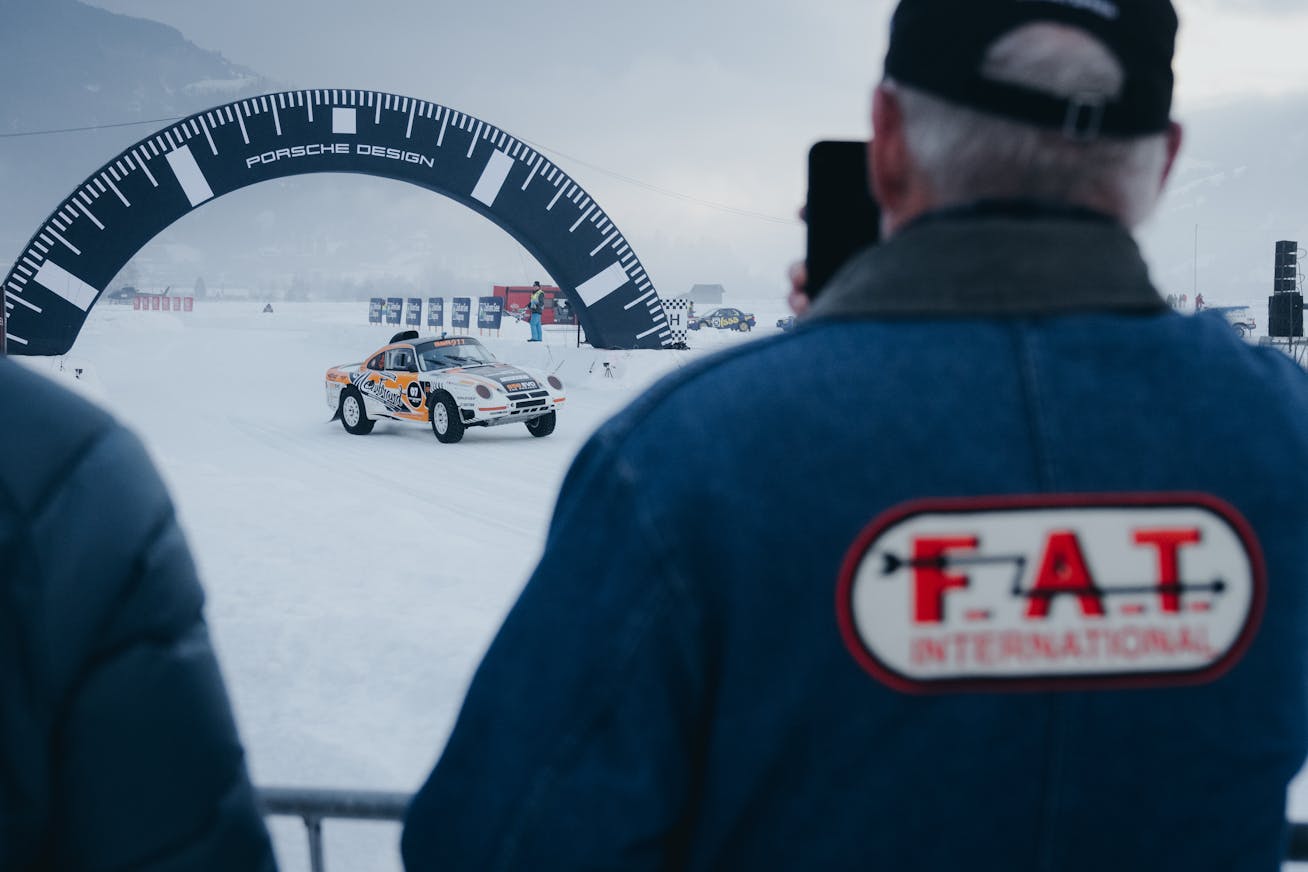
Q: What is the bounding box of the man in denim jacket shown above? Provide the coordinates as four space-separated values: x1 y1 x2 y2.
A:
404 1 1308 868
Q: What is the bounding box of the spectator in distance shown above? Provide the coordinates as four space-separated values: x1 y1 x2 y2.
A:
528 281 545 342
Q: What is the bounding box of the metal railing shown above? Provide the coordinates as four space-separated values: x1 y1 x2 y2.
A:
258 788 1308 870
259 787 411 872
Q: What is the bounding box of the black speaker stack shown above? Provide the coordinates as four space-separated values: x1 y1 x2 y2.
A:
1269 240 1304 338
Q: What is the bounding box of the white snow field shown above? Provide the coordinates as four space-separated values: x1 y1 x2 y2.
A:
18 298 1308 870
18 298 787 871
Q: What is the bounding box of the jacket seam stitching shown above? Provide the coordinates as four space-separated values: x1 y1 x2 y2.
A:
1011 322 1068 871
22 426 114 522
1013 323 1059 491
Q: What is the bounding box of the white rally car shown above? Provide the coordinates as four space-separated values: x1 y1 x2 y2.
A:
325 331 565 443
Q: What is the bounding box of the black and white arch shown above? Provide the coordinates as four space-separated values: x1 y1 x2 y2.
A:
2 89 672 355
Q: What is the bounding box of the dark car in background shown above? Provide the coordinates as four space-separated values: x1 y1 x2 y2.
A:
690 307 756 332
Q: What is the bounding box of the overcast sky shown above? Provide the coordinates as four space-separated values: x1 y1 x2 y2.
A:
72 0 1308 298
76 0 1308 110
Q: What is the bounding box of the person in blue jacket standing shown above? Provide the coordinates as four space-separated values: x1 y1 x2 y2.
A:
404 1 1308 869
528 281 544 342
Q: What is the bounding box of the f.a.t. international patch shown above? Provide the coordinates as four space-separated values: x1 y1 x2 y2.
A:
836 494 1264 694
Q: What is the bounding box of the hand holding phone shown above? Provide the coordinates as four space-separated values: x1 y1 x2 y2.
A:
804 140 881 300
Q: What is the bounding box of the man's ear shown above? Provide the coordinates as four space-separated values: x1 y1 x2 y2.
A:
1160 121 1184 189
871 85 911 218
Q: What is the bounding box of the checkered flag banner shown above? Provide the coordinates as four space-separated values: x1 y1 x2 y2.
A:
663 298 690 344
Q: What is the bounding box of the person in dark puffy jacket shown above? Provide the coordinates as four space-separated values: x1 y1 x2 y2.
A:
0 359 275 870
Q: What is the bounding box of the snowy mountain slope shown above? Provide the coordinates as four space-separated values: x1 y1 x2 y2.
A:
0 0 272 259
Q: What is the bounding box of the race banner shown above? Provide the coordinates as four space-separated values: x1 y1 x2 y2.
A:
452 297 471 330
369 297 384 324
183 297 194 312
385 297 403 325
171 296 182 311
132 296 141 311
477 296 504 330
427 297 443 328
406 297 422 327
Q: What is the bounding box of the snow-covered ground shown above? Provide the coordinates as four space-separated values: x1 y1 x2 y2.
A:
18 297 1308 869
18 297 789 870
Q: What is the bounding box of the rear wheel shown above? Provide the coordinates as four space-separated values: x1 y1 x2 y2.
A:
429 391 465 444
1235 324 1250 338
525 411 556 438
737 321 751 332
339 388 375 435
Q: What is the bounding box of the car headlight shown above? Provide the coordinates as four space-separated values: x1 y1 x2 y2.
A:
548 375 563 390
476 384 492 399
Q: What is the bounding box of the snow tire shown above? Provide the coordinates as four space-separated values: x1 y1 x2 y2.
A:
525 410 556 438
340 387 375 435
429 391 465 444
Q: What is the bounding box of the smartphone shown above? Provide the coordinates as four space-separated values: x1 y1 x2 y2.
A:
805 140 881 299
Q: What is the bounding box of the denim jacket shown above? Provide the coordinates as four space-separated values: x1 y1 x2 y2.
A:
403 208 1308 871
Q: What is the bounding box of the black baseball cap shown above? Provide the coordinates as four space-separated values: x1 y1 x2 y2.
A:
885 0 1177 139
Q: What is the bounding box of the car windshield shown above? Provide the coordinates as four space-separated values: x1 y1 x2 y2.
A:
414 338 497 370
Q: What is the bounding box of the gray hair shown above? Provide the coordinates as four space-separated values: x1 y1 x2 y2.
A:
887 23 1170 227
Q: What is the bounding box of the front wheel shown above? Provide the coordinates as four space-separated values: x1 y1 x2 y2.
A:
429 391 465 444
339 387 375 435
1235 324 1250 338
525 411 556 438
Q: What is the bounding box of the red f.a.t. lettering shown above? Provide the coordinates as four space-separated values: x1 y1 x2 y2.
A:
912 536 977 624
1027 530 1105 619
1134 528 1202 613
